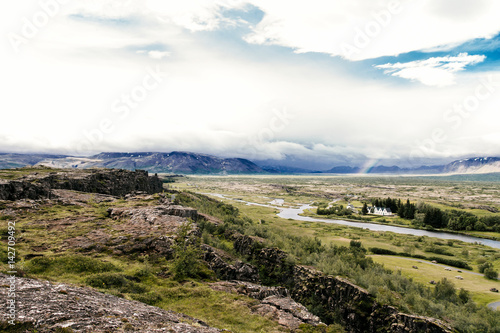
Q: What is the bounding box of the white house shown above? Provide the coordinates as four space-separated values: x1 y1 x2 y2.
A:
368 206 393 216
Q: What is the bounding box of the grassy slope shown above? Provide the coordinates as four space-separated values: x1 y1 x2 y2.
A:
370 255 500 306
0 195 286 333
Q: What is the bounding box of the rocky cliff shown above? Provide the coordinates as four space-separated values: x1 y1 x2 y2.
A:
226 233 454 333
0 168 163 200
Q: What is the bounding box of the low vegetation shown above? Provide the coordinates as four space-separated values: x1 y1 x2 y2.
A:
3 172 500 332
176 191 500 332
0 195 290 333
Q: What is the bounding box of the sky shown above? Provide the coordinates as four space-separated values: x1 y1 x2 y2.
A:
1 0 500 169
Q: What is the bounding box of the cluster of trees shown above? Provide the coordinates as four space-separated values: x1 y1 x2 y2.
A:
365 197 416 219
371 197 400 213
478 261 499 280
433 278 470 304
418 204 500 232
365 197 500 232
317 205 352 216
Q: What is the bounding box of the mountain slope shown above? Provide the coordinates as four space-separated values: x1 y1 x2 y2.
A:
442 157 500 174
323 157 500 175
0 153 68 169
36 152 264 174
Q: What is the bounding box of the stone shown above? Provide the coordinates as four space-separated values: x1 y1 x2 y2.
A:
0 274 221 332
209 281 322 330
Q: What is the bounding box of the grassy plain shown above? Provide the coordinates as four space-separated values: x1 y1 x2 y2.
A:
172 174 500 308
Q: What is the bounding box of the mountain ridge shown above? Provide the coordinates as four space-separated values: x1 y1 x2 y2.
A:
0 152 499 175
36 151 264 174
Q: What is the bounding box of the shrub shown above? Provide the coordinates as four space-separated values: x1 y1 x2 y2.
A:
411 254 427 260
172 221 213 281
26 255 118 275
424 246 454 257
479 262 493 273
350 240 362 248
130 292 163 305
458 288 470 304
85 273 147 294
427 257 472 270
433 278 457 303
369 248 397 255
484 268 498 280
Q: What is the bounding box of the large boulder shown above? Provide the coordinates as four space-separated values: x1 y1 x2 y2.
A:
0 274 221 332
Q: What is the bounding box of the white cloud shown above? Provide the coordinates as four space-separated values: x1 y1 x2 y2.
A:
375 53 486 86
243 0 500 60
145 0 247 31
1 0 500 164
137 50 170 59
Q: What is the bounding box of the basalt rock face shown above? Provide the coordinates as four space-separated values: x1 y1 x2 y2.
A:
0 179 51 200
41 169 163 196
0 169 163 200
210 281 322 330
290 266 452 332
229 231 453 333
0 274 221 333
202 245 260 283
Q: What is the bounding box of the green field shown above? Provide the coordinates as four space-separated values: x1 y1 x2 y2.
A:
371 255 500 307
175 175 500 309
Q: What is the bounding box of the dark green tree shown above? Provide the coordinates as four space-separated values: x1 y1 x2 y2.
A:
433 278 457 303
171 221 212 281
423 207 447 228
458 288 470 304
479 262 493 273
362 203 368 215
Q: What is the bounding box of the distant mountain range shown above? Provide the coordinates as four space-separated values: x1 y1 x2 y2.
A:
34 152 264 174
0 153 68 170
0 152 499 175
323 157 500 174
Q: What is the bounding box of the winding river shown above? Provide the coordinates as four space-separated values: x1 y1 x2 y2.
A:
204 193 500 309
277 204 500 249
205 193 500 249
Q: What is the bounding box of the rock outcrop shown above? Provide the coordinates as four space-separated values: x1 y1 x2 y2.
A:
42 169 163 196
63 204 201 257
0 274 221 332
0 179 51 200
210 280 289 301
291 266 453 333
0 168 163 201
228 231 454 333
210 281 322 330
202 245 260 283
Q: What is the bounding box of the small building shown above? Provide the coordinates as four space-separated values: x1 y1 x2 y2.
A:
346 204 358 213
369 206 393 216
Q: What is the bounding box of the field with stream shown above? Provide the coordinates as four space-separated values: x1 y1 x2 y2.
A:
169 174 500 310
